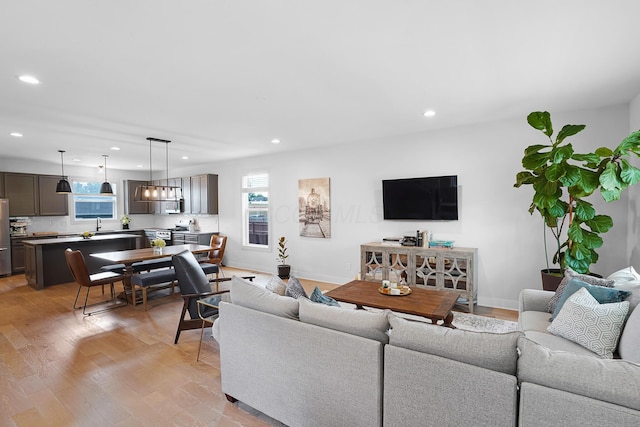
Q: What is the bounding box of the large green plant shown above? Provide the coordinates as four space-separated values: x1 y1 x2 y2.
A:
514 111 640 273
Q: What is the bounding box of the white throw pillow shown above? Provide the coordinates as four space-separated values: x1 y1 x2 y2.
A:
547 287 629 358
265 274 287 295
607 266 640 283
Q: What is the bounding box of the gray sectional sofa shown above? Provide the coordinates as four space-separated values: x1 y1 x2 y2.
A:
214 276 640 427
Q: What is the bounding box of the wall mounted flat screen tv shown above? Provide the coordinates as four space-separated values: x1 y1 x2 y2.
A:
382 175 458 220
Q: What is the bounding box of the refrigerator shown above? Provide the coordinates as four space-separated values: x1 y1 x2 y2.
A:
0 199 10 276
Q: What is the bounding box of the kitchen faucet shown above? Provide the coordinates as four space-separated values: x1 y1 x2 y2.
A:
96 217 101 231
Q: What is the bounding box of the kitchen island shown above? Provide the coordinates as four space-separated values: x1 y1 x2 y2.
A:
24 234 141 290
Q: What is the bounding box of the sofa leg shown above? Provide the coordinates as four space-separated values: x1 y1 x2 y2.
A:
225 394 237 403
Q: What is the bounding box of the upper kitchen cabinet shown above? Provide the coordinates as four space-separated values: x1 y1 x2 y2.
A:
38 175 69 216
4 173 38 216
181 176 191 214
123 180 152 215
190 174 218 214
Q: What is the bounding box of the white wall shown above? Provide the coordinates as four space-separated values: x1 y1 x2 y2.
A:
627 93 640 267
193 104 632 310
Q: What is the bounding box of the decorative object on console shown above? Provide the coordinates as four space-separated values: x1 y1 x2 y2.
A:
80 231 94 239
55 149 72 194
99 154 113 195
514 111 640 283
276 236 290 279
298 177 331 238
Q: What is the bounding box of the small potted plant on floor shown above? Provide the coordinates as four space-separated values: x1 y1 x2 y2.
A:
514 111 640 289
277 236 291 279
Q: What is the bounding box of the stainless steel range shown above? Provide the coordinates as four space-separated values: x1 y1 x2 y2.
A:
143 224 190 247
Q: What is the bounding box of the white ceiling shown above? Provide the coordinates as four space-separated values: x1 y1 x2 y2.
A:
2 0 640 173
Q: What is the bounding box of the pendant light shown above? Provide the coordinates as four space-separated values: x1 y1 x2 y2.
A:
99 154 113 194
55 150 72 194
134 137 182 202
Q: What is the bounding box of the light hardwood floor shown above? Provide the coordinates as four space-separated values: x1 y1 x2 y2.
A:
0 268 517 426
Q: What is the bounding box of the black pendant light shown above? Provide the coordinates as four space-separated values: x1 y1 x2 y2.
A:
55 150 72 194
99 154 113 194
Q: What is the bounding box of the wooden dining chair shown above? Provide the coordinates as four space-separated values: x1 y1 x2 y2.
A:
202 234 227 277
64 248 127 316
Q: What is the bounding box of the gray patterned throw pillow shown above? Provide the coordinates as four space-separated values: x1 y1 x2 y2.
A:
285 275 308 299
545 267 614 313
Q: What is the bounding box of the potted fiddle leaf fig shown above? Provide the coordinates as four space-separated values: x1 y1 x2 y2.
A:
514 111 640 289
277 236 291 279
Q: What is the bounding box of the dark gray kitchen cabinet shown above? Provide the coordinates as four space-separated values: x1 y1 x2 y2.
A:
38 175 68 216
123 180 152 214
4 173 38 216
190 174 218 214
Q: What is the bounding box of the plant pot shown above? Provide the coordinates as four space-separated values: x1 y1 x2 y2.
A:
277 264 291 279
122 224 129 229
541 269 563 292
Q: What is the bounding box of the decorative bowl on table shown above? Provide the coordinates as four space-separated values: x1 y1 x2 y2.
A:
378 285 412 296
80 231 94 239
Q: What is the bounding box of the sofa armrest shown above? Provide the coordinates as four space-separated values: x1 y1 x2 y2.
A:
519 289 555 313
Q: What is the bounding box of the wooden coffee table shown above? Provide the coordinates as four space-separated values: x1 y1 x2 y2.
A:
325 280 459 327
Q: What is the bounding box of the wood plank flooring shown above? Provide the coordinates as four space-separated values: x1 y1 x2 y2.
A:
0 268 517 426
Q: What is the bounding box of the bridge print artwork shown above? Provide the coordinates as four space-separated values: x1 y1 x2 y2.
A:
298 177 331 238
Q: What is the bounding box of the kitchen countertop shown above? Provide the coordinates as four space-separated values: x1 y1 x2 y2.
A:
12 229 144 240
22 234 140 246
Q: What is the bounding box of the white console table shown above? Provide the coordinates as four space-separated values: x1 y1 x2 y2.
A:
360 242 478 313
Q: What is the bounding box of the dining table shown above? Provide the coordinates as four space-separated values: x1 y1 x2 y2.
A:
90 244 213 301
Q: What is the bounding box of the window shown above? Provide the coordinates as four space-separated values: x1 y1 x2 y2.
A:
72 181 117 221
242 173 269 247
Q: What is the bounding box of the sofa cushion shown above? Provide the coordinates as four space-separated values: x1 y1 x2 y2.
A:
517 336 640 412
298 297 389 343
285 275 308 299
545 267 614 314
519 311 554 333
618 306 640 363
522 331 599 356
309 286 340 306
230 275 299 320
265 274 287 296
607 266 640 282
387 313 522 375
550 278 630 320
547 288 629 358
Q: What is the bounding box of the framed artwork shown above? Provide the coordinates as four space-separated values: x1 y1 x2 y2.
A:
298 177 331 238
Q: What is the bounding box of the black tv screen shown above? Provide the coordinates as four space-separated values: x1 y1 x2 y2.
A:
382 175 458 220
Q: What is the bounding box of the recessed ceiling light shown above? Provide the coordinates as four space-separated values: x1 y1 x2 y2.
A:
137 164 143 168
72 158 81 162
110 146 120 151
271 139 281 144
10 132 23 137
181 156 189 160
423 110 436 118
18 75 40 85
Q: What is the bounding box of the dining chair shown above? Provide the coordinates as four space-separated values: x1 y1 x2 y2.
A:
202 234 227 278
64 248 127 316
172 249 229 344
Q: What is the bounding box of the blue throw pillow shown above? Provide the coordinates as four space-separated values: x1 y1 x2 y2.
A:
551 278 631 320
309 286 340 307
